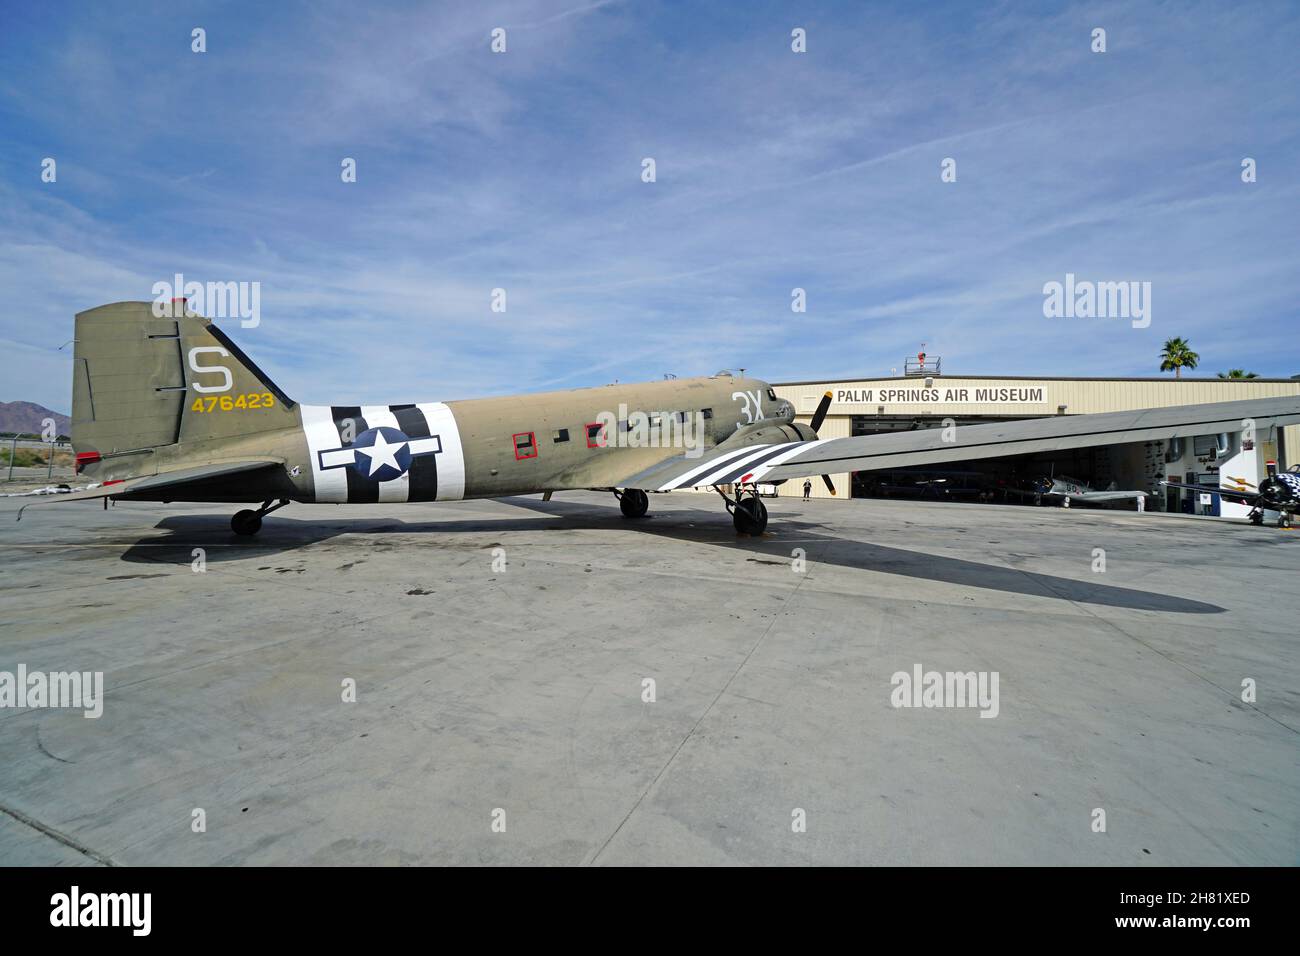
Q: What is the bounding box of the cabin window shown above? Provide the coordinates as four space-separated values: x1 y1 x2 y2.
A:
702 407 713 420
585 422 606 448
553 428 569 443
513 431 537 460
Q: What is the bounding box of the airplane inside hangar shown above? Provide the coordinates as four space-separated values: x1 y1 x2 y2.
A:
772 356 1300 518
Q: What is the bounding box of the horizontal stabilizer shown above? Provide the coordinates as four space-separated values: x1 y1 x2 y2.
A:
16 459 282 520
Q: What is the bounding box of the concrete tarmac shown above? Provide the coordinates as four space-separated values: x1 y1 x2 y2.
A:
0 491 1296 865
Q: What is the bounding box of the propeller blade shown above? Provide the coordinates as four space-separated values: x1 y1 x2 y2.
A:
809 391 833 433
799 393 836 496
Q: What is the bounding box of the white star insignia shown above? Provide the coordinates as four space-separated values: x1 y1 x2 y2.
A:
359 431 406 477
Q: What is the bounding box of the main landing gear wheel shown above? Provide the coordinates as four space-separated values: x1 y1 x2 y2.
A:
1249 509 1265 525
619 488 649 519
231 510 262 536
733 495 768 536
230 498 290 536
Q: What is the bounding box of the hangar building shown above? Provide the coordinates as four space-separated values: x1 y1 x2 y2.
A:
772 369 1300 517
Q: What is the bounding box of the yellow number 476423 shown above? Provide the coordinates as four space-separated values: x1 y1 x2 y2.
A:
190 393 275 413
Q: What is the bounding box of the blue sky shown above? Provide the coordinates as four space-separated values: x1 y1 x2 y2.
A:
2 0 1298 413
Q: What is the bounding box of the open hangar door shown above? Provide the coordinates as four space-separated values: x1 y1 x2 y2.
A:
846 414 1155 507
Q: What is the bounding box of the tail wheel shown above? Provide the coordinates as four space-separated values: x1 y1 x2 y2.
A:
231 509 263 536
620 488 649 518
733 495 768 536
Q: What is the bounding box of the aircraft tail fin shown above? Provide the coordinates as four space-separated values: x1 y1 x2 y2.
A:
71 301 296 479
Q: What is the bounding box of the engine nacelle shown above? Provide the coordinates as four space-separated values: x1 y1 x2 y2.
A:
716 420 816 451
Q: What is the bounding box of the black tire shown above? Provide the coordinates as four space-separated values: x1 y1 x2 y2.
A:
620 489 649 519
1250 510 1264 525
231 509 263 536
733 496 768 536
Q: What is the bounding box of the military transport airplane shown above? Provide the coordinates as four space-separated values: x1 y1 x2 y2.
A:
18 302 1300 536
1162 462 1300 528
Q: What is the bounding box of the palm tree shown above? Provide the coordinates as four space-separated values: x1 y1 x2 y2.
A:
1159 338 1200 378
1217 369 1258 379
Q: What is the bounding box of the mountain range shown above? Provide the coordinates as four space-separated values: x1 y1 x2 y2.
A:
0 401 72 437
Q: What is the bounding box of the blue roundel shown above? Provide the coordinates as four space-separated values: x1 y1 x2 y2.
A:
351 426 412 482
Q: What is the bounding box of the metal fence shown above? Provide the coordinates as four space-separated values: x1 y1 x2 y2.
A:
2 435 74 481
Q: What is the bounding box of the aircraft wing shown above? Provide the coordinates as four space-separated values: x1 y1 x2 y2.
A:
1072 490 1148 502
628 395 1300 491
1160 480 1258 504
15 458 284 520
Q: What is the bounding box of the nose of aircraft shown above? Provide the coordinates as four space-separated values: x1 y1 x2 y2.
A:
748 379 794 423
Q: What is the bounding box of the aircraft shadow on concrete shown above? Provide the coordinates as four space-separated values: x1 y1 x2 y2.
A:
117 496 1223 615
